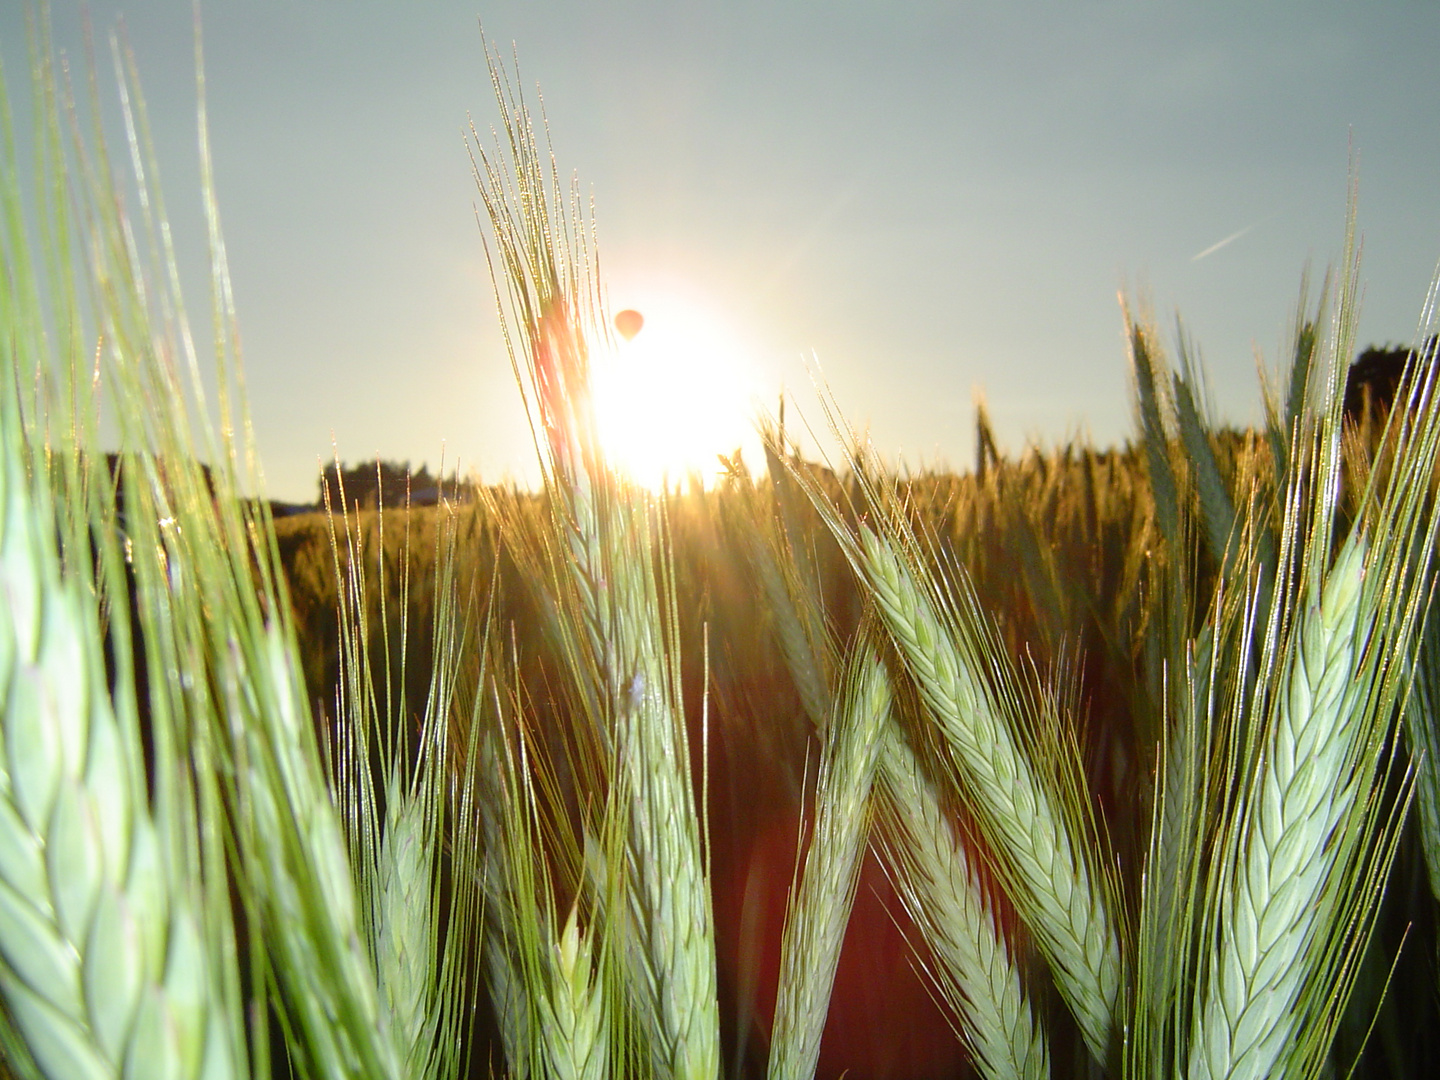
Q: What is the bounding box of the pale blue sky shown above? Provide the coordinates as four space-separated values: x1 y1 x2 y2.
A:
4 2 1439 501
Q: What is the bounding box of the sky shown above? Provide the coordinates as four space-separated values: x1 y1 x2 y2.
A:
3 2 1439 502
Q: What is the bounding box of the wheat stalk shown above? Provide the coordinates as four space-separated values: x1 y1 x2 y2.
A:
1172 210 1440 1077
875 725 1050 1080
854 523 1124 1062
1407 613 1440 902
231 628 403 1080
770 386 1126 1062
1186 536 1377 1080
323 478 485 1080
372 780 440 1075
0 28 261 1074
766 640 892 1080
1 16 424 1076
535 903 609 1080
1181 311 1440 1074
473 667 616 1080
0 439 239 1080
471 45 719 1080
518 300 717 1080
737 459 1053 1078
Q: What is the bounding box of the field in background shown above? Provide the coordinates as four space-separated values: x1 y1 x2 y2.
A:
272 410 1438 1078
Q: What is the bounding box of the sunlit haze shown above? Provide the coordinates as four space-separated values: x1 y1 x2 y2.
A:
593 293 762 490
2 4 1437 501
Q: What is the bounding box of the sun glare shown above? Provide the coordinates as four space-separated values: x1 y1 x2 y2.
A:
590 294 759 490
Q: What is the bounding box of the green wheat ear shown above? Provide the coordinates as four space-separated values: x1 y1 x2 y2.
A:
325 480 488 1080
0 16 251 1080
472 40 719 1080
781 423 1127 1065
0 10 495 1078
0 428 241 1080
766 638 892 1080
1125 200 1440 1079
736 452 1051 1080
875 725 1049 1080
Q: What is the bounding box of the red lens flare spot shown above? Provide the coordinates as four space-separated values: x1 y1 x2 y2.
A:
614 308 644 341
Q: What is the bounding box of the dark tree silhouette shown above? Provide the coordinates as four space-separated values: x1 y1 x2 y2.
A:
318 459 476 511
1344 336 1439 423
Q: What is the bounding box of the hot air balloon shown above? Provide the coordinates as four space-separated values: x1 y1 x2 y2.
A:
614 308 644 342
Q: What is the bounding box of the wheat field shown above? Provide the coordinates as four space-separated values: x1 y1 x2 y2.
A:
4 12 1440 1080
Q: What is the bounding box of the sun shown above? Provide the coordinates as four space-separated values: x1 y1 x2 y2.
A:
590 293 759 490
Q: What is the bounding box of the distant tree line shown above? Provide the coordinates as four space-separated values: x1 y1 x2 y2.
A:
318 459 479 511
312 339 1435 510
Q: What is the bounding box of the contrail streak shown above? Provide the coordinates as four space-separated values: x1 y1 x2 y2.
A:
1192 222 1258 262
